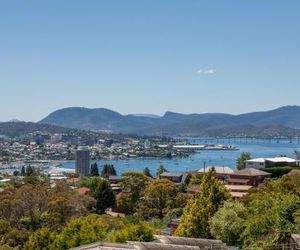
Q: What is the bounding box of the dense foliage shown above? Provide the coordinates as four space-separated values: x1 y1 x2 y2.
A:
210 176 300 248
236 152 251 170
261 166 294 177
175 169 231 238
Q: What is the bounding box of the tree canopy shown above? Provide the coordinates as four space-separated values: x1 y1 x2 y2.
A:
236 152 251 170
101 164 117 178
175 169 231 238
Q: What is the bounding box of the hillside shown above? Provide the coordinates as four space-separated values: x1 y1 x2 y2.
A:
39 106 300 137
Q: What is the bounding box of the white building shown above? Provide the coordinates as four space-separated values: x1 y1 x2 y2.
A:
245 157 299 169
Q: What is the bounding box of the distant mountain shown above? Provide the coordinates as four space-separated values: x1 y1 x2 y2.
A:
130 114 161 118
0 122 74 137
39 106 300 137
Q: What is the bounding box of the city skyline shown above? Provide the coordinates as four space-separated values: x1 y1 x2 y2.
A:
1 1 299 121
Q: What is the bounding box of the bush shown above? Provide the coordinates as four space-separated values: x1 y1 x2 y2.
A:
108 222 155 243
260 166 294 178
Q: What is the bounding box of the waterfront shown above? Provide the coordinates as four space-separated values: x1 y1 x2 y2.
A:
60 138 300 175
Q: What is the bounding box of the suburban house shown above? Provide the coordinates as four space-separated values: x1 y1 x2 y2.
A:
159 172 190 186
225 184 253 199
198 166 233 181
228 168 271 186
245 157 299 169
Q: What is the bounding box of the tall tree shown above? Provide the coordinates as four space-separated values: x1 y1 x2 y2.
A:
101 164 117 178
21 166 26 176
175 169 231 238
84 177 115 214
137 179 177 218
236 152 251 170
294 149 300 161
143 167 152 178
25 165 35 176
90 163 99 177
210 201 246 246
117 172 150 214
156 165 168 176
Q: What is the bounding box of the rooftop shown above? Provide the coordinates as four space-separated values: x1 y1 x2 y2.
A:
198 166 233 174
246 157 298 163
233 168 271 176
159 172 183 178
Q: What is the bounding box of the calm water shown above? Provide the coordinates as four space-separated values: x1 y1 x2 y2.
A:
61 138 300 176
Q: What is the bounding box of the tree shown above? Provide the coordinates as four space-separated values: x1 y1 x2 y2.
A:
241 192 300 248
210 201 246 246
143 167 152 178
156 165 168 176
117 172 150 214
101 164 117 178
25 166 35 176
236 152 251 170
21 166 26 176
294 149 300 161
90 163 99 177
25 227 57 250
51 214 107 249
137 179 177 218
175 169 231 238
108 221 154 243
84 177 115 214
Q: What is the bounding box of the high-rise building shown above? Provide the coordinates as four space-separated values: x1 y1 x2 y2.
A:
75 147 90 176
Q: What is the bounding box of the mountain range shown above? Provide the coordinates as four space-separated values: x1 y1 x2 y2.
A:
39 106 300 137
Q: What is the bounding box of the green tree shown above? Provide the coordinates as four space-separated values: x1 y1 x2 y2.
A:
21 166 26 176
156 165 168 176
117 172 150 214
236 152 251 170
143 167 152 178
175 169 231 238
137 179 177 218
294 149 300 160
25 165 35 176
84 177 115 214
241 192 300 248
90 163 99 177
101 164 117 178
108 221 154 243
210 201 246 246
25 227 57 250
51 214 107 249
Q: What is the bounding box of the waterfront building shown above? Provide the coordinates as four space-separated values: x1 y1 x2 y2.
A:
245 156 299 169
75 147 90 176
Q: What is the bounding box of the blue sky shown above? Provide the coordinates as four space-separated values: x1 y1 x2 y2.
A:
0 1 299 121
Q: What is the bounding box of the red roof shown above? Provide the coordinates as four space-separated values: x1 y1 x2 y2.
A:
75 187 90 194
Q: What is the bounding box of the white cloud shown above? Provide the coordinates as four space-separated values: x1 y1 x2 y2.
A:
197 68 216 75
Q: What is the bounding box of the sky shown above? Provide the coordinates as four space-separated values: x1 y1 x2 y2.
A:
0 1 299 121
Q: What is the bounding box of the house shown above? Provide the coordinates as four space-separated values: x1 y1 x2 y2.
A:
246 157 299 169
228 168 271 186
108 175 122 184
198 166 233 181
225 184 253 199
159 172 190 186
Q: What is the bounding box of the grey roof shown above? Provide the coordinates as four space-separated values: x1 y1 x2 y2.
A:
68 235 228 250
198 166 233 174
160 172 183 178
108 175 122 180
130 242 199 250
155 235 228 249
233 168 271 176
